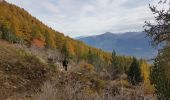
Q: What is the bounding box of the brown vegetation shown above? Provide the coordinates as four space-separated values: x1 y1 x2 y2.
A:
0 41 51 99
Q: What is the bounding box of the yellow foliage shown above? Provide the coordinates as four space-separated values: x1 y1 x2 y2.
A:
140 60 154 94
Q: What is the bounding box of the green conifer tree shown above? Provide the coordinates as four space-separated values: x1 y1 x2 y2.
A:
128 57 142 85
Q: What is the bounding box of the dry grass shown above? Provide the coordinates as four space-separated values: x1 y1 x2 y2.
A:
30 71 156 100
0 41 51 99
0 41 156 100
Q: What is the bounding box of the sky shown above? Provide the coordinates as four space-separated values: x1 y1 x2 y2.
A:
6 0 159 37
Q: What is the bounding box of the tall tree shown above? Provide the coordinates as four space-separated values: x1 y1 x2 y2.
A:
128 57 142 85
144 0 170 99
150 44 170 99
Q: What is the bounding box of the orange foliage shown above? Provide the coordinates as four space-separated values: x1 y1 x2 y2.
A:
32 38 45 48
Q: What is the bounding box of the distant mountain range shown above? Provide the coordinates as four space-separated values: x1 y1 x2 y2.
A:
77 32 158 59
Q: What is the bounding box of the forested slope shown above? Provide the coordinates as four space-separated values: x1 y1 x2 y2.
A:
0 1 111 64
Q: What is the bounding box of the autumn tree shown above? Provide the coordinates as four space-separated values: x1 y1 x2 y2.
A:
44 30 56 48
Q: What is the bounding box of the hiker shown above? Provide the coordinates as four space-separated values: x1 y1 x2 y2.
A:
62 58 69 71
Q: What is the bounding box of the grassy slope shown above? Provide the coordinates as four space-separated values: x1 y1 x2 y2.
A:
0 41 155 100
0 40 51 99
0 40 116 99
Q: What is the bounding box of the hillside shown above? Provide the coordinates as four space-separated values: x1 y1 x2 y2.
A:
0 40 52 99
0 1 155 100
0 40 155 100
0 1 111 63
77 32 158 59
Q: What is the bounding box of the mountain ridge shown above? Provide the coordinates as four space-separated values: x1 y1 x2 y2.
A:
77 32 157 59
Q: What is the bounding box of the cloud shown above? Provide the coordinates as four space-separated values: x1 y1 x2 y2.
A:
6 0 159 37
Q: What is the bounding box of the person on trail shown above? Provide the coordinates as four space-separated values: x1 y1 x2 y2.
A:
62 58 69 71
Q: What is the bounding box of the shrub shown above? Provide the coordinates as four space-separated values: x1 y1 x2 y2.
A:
80 62 94 72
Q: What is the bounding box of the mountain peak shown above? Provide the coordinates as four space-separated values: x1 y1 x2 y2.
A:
103 32 113 35
77 32 157 59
